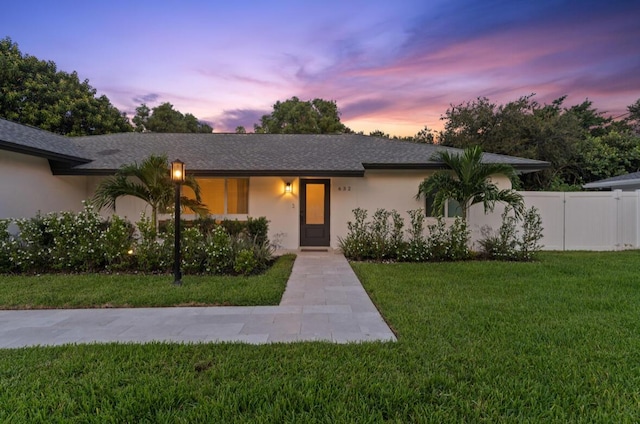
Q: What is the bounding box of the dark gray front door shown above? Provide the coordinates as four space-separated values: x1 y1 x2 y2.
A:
300 179 330 246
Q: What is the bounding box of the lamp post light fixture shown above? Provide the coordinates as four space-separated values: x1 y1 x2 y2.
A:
171 159 185 286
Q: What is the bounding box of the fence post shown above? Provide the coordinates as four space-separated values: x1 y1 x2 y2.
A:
614 190 623 250
636 190 640 249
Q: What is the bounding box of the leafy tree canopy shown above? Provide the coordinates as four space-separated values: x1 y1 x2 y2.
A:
132 102 213 133
254 97 351 134
437 94 640 190
0 37 132 136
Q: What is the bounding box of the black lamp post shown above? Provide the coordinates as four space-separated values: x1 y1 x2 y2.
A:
171 159 185 286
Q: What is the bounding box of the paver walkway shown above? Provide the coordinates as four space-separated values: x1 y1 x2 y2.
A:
0 251 396 348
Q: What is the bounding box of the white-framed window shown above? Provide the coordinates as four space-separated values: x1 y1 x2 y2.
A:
186 178 249 215
424 192 462 218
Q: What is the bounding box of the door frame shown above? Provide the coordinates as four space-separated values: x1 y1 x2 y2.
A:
299 179 331 246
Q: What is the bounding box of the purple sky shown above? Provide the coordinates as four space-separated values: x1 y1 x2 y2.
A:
2 0 639 136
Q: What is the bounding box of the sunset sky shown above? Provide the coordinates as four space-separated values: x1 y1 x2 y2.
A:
2 0 639 136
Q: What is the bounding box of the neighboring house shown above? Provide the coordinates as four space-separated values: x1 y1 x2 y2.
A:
583 172 640 191
0 118 548 250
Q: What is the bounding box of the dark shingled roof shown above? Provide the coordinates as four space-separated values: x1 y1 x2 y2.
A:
1 118 549 176
0 118 89 164
583 171 640 189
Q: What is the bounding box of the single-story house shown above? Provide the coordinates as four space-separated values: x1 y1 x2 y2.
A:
583 172 640 191
0 118 548 250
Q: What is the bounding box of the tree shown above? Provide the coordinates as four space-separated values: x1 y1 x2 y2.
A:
627 99 640 134
92 154 208 229
416 146 524 221
413 126 436 144
132 102 213 133
577 131 640 182
369 129 390 138
0 37 132 135
438 95 595 190
235 126 247 134
254 97 351 134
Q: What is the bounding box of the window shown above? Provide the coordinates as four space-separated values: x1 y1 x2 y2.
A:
424 191 462 218
185 178 249 215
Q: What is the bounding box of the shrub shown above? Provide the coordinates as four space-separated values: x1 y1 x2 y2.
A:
203 225 234 274
101 215 136 271
389 210 407 259
181 226 206 274
219 219 245 236
246 216 269 246
0 207 274 275
338 208 371 261
0 220 18 273
12 213 54 272
519 206 544 260
445 217 471 261
234 249 258 275
339 208 470 262
370 209 391 260
479 206 544 261
191 216 218 236
479 207 519 260
134 213 172 273
405 209 428 262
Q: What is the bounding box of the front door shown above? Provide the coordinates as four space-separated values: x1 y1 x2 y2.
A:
300 179 330 246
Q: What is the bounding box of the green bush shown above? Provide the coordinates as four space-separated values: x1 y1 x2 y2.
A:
102 215 136 271
519 207 544 260
234 249 258 275
0 220 18 273
338 208 371 261
246 216 269 246
404 209 428 262
134 214 172 273
340 208 470 262
0 207 273 275
479 206 544 261
219 219 245 236
203 225 234 274
181 226 206 274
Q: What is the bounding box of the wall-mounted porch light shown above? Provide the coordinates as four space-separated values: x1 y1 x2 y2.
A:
285 181 292 194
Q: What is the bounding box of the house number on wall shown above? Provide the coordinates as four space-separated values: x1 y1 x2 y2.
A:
337 186 351 192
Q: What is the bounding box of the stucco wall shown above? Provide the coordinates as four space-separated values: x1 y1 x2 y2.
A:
330 170 429 249
249 177 300 250
0 150 88 219
84 172 514 251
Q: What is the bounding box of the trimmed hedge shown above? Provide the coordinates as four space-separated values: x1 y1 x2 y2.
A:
0 203 273 275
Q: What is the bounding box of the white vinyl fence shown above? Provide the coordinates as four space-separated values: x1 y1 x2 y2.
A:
469 190 640 251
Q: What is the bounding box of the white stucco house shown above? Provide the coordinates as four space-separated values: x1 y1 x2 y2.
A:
0 118 548 250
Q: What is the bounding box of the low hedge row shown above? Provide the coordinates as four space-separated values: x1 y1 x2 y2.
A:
0 203 272 275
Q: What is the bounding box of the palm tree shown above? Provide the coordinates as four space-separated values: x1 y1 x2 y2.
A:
92 154 208 229
417 145 524 221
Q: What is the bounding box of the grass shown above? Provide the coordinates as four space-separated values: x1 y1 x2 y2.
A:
2 251 640 422
0 254 295 308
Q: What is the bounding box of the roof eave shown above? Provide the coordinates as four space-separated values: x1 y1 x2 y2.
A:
51 167 365 178
363 162 550 173
583 179 640 189
0 141 91 165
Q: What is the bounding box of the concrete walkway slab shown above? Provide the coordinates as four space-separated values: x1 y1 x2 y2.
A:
0 251 396 348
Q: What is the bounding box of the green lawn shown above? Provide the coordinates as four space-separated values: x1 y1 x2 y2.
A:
0 254 295 309
2 251 640 422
